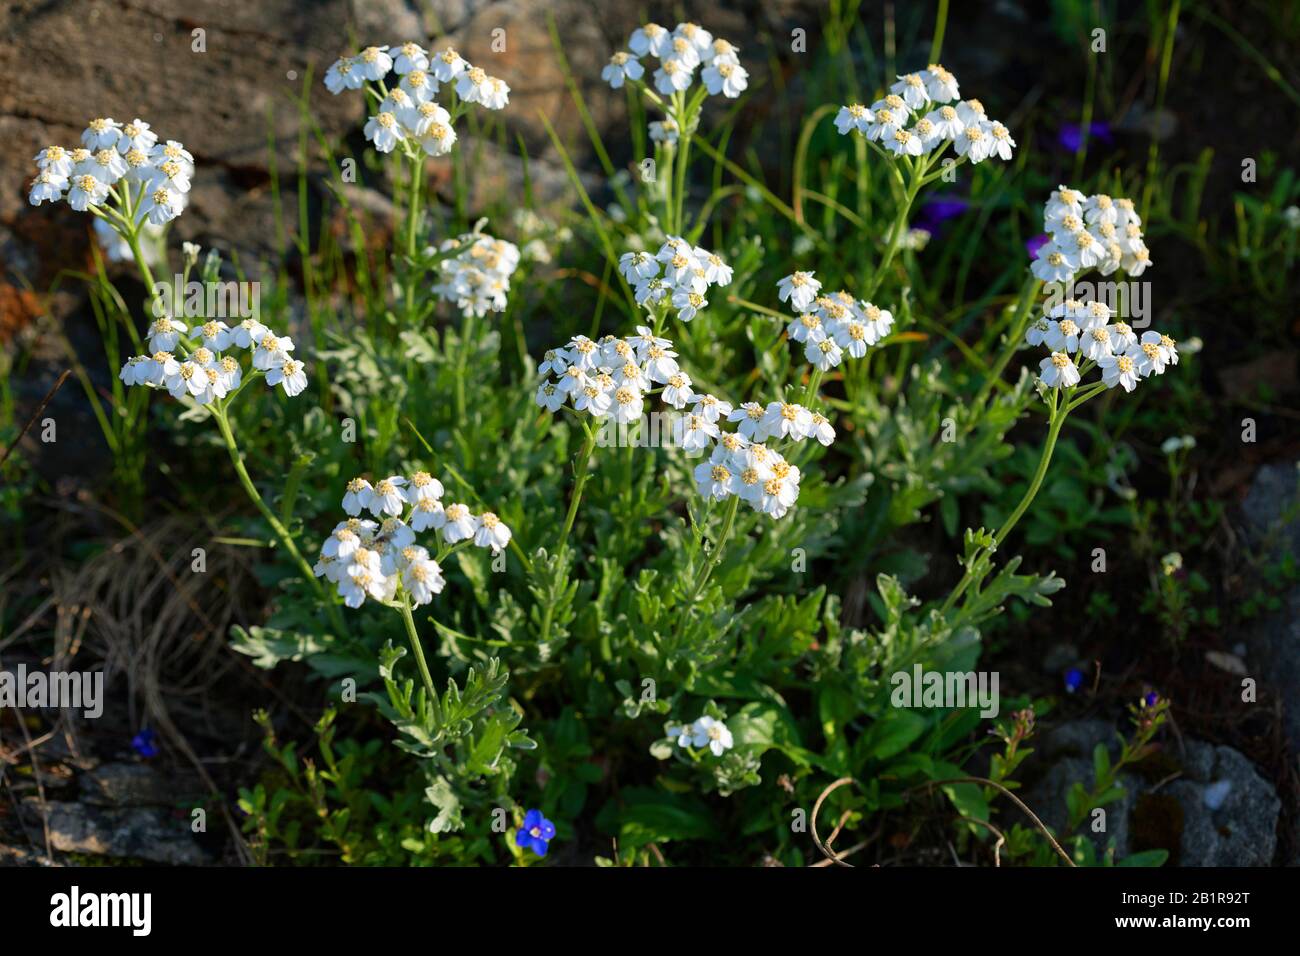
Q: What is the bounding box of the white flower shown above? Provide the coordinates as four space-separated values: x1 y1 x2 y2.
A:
675 413 719 452
629 23 672 58
925 104 964 140
649 118 679 146
454 66 494 104
612 385 643 423
440 503 476 543
364 112 404 153
342 478 374 516
1079 324 1113 361
28 169 66 205
368 476 408 516
694 460 737 500
662 373 694 409
117 119 158 155
729 401 766 439
1044 318 1081 354
884 126 924 157
778 271 821 312
602 51 644 88
473 512 512 553
324 56 360 94
808 412 836 447
671 289 708 322
1030 241 1078 283
356 45 393 81
702 61 748 97
392 42 429 74
988 122 1015 161
835 104 871 136
1135 331 1173 376
891 72 930 110
66 174 108 211
1099 351 1140 392
1039 352 1081 388
431 47 467 83
760 401 813 441
146 318 187 353
690 393 733 423
410 496 446 531
34 145 74 178
81 117 121 150
653 59 693 95
923 63 960 102
401 549 445 606
480 77 510 110
955 122 992 163
266 358 307 396
675 22 714 56
859 302 894 343
689 716 733 755
619 251 659 283
253 333 294 370
139 184 183 225
806 336 843 370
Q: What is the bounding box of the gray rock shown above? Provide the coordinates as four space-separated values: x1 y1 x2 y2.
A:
1021 721 1280 866
23 800 208 866
79 763 207 808
1165 742 1279 867
1239 461 1300 753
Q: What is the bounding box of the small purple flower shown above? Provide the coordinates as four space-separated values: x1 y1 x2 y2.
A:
1142 691 1161 708
1057 122 1113 153
516 809 555 857
1026 233 1050 259
132 728 158 758
916 197 969 234
1064 667 1085 693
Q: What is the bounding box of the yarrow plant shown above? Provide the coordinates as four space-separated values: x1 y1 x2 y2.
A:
30 117 193 307
939 186 1177 618
323 42 512 322
618 235 733 323
834 65 1015 301
603 23 749 234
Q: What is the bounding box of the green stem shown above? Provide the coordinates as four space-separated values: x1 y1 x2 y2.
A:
213 405 345 635
940 393 1068 615
398 592 438 703
403 153 424 320
865 164 925 300
556 422 598 557
681 493 742 618
674 100 693 234
928 0 950 64
454 309 476 422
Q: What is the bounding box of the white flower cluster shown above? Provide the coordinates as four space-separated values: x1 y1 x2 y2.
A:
317 472 512 609
1031 186 1152 282
618 236 733 322
118 317 306 402
1026 299 1178 393
603 22 749 102
835 65 1015 163
669 715 733 756
324 43 508 157
430 232 521 316
535 325 835 519
30 118 192 225
777 271 895 371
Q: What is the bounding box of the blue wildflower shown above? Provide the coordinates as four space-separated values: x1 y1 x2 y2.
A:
132 728 158 758
1057 121 1113 153
516 809 556 857
1064 667 1085 693
1026 233 1050 259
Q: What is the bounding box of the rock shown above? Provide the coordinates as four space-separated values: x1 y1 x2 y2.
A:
1240 461 1300 753
79 762 207 808
1021 721 1280 866
1164 742 1279 867
22 800 208 866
